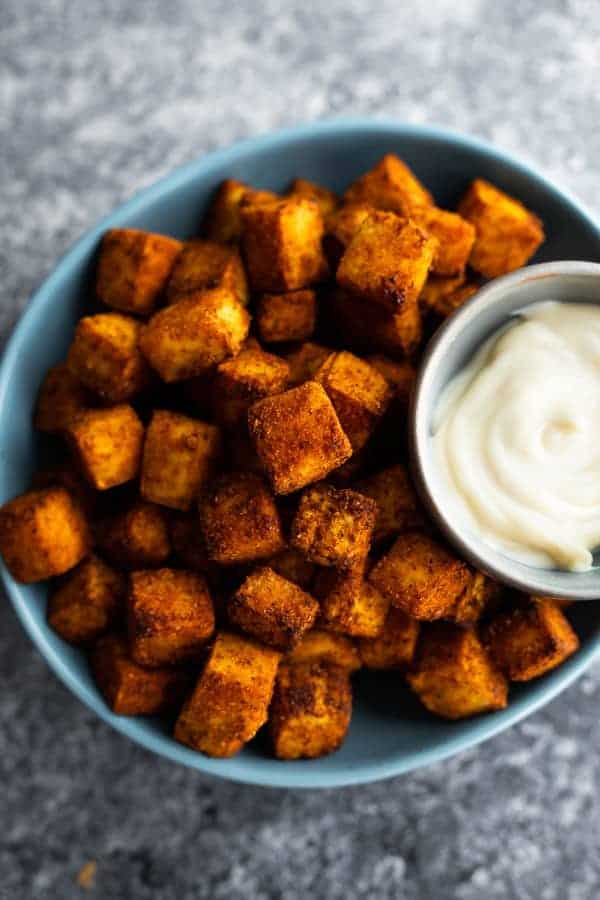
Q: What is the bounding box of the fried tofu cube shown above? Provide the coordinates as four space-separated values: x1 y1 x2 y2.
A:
241 197 328 292
458 178 544 278
366 355 416 408
482 598 579 681
67 313 150 404
0 487 89 583
128 568 215 667
30 465 98 520
66 405 144 490
91 633 190 716
369 531 471 620
421 275 480 320
47 555 125 645
407 623 508 719
329 287 423 359
413 207 475 276
139 287 250 383
314 566 390 638
211 348 290 428
314 351 392 451
358 607 420 670
256 290 317 344
355 465 423 543
141 410 222 511
198 472 284 564
323 202 375 266
174 630 281 757
448 572 504 626
287 629 361 672
248 382 352 495
343 154 433 215
266 547 316 590
98 500 171 569
337 211 435 313
269 661 352 759
288 178 338 217
229 566 319 650
203 180 278 243
96 228 182 316
419 272 466 310
166 239 248 306
34 363 91 433
283 341 333 386
169 513 216 575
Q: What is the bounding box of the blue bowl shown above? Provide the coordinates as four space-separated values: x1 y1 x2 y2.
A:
3 119 600 789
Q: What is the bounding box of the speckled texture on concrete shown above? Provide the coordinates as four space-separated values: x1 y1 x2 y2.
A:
3 1 600 897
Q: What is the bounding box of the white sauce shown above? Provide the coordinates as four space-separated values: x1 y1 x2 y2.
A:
433 301 600 572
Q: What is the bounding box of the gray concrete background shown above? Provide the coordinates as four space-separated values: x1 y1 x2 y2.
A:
2 1 600 897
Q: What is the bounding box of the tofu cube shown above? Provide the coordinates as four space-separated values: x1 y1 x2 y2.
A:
166 239 248 306
66 405 144 490
98 500 171 569
448 572 504 626
288 178 338 217
169 513 216 575
0 487 89 583
30 465 98 520
421 275 480 320
343 154 433 215
128 568 215 667
96 228 182 316
141 410 222 511
314 565 390 638
369 531 471 620
413 207 475 276
355 464 423 543
67 313 150 403
265 547 315 590
257 290 317 344
47 555 125 645
284 341 333 386
203 179 278 243
248 382 352 495
211 348 290 428
366 355 416 408
358 607 420 670
287 629 361 672
328 287 423 359
174 630 281 757
323 202 375 266
458 178 544 278
34 363 91 433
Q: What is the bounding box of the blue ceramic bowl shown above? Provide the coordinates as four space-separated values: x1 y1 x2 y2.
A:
3 120 600 789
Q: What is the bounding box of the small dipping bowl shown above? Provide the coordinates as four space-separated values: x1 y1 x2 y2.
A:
411 260 600 601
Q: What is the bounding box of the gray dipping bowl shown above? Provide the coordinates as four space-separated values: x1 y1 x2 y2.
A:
411 260 600 601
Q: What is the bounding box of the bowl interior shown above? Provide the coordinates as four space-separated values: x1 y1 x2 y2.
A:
3 121 600 787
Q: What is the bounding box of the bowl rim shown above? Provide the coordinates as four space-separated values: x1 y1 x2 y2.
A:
3 117 600 789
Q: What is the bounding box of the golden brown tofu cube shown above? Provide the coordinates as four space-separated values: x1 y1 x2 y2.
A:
211 348 290 428
329 287 423 359
458 178 544 278
92 633 190 716
269 660 352 759
366 355 416 408
31 465 98 521
344 154 433 215
248 382 352 495
128 568 215 667
369 531 471 620
314 566 390 638
337 211 435 314
141 410 222 511
288 178 338 217
174 630 281 757
358 607 420 670
98 500 171 569
419 272 466 310
355 465 423 544
483 598 579 681
34 363 91 433
266 547 315 590
448 572 504 626
198 472 284 564
413 207 475 276
47 555 125 645
241 197 328 292
256 290 317 344
67 405 144 490
314 351 392 452
139 287 250 383
283 341 333 386
229 566 319 650
407 623 508 719
287 629 361 672
203 179 278 243
96 228 182 316
0 487 90 583
166 239 248 306
323 202 375 266
421 275 480 320
67 313 150 404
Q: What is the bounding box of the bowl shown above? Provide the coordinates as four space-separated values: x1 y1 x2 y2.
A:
411 261 600 601
3 119 600 788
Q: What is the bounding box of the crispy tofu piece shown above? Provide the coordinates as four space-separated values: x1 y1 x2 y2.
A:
266 547 316 590
329 287 423 359
47 555 125 645
448 572 504 626
66 405 144 490
355 465 423 543
323 202 375 266
198 472 284 564
203 180 278 243
419 272 466 311
482 598 579 681
229 566 319 650
358 607 420 670
256 290 317 344
314 350 392 451
407 623 508 719
421 276 480 320
174 630 281 757
241 197 328 292
369 531 471 620
96 228 182 316
30 465 98 520
139 287 250 383
337 211 435 313
92 633 190 716
141 410 222 511
128 568 215 667
288 178 339 217
169 513 216 575
0 487 89 583
366 355 416 405
166 239 248 306
343 154 433 215
269 660 352 759
287 629 361 672
458 178 544 278
34 363 91 433
211 348 290 428
291 483 377 570
98 500 171 569
314 565 390 638
67 313 150 404
248 382 352 495
413 207 475 276
283 341 333 386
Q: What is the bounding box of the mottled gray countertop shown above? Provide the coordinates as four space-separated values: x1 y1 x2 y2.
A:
3 1 600 897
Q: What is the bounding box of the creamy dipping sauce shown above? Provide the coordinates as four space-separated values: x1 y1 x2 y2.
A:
433 301 600 572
